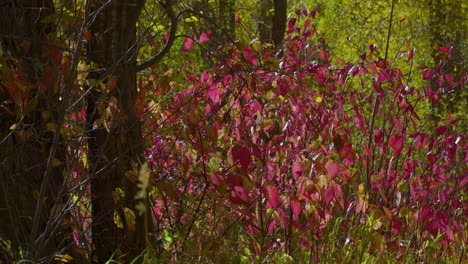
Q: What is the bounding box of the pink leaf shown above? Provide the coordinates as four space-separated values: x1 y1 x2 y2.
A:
199 30 212 44
319 50 330 63
390 135 404 156
243 48 258 66
207 84 221 104
445 74 454 86
290 195 301 218
438 75 444 86
182 37 194 52
163 32 169 44
445 226 455 241
325 187 335 205
325 161 340 178
266 185 280 209
292 162 303 180
208 174 221 187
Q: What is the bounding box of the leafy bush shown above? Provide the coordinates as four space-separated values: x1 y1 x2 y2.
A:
135 10 467 263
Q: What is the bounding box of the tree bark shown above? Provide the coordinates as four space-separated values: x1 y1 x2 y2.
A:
271 0 287 48
259 0 287 49
86 0 153 261
259 0 273 43
0 0 69 261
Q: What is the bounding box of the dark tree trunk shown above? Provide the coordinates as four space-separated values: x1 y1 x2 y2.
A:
0 0 69 261
271 0 287 48
259 0 273 43
259 0 287 50
86 0 152 261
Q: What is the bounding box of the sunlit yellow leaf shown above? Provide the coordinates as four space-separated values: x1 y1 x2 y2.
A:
54 254 73 263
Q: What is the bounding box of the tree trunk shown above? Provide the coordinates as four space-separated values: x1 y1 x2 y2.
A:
271 0 287 48
0 0 69 261
259 0 273 44
86 0 152 261
259 0 287 49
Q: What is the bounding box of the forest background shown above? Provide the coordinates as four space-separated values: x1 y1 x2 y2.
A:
0 0 466 263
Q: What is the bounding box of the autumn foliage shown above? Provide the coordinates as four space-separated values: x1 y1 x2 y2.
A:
131 10 467 262
0 7 466 264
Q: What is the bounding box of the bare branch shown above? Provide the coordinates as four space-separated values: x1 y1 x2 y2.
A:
136 0 180 72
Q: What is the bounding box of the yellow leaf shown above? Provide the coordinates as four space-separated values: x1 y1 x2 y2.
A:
54 254 73 263
315 96 323 103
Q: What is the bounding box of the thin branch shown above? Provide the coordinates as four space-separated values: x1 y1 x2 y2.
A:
135 0 180 72
365 0 396 189
30 0 91 254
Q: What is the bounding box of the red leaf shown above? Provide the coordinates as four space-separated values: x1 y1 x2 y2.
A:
251 144 262 160
266 185 280 209
207 84 221 104
391 218 403 234
445 74 454 86
231 145 251 170
292 162 303 180
243 48 258 66
438 46 453 55
199 30 212 44
288 18 297 31
290 195 301 218
445 226 455 241
182 37 194 52
407 48 414 61
325 187 334 205
226 173 242 187
422 70 434 80
319 50 330 63
390 135 404 156
436 125 447 136
374 129 384 145
438 75 444 86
